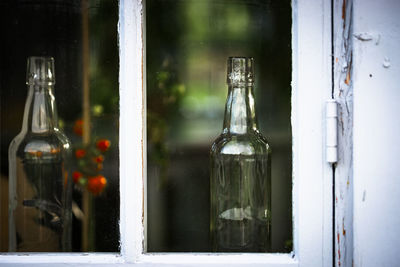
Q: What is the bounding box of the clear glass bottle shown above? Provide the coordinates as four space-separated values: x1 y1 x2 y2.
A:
210 57 271 252
8 57 72 252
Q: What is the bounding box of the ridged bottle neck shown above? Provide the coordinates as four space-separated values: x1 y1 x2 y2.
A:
22 84 58 134
222 84 258 135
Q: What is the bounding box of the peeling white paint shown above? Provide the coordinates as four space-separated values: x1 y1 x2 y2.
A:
353 32 381 45
333 1 353 267
353 32 373 41
353 0 400 266
375 34 381 45
342 62 348 72
383 57 391 68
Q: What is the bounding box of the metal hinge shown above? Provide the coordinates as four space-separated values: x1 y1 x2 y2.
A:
326 100 338 164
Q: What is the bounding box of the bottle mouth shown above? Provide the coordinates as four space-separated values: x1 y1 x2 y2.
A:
227 57 254 86
26 56 56 85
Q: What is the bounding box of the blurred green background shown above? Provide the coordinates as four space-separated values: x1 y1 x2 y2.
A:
146 0 292 252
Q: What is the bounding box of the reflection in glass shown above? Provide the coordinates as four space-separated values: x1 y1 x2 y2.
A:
1 0 119 252
210 57 271 252
9 57 72 252
147 0 291 252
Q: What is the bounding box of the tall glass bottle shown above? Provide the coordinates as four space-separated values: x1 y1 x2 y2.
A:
210 57 271 252
8 57 72 252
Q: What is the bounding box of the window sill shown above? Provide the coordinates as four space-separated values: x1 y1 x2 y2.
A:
0 252 298 266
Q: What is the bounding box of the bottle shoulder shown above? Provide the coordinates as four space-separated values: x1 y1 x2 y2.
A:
54 128 72 147
9 131 71 158
211 131 271 156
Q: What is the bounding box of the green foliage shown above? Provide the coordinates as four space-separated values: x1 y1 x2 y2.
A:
89 0 119 114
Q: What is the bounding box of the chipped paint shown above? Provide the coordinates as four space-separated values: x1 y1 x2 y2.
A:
342 0 346 20
383 57 391 68
375 34 381 45
353 32 373 41
353 32 381 45
345 71 351 85
333 0 353 267
353 1 400 265
342 219 346 236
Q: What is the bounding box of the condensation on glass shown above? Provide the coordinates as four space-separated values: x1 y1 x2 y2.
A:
210 57 271 252
146 0 292 252
0 0 119 252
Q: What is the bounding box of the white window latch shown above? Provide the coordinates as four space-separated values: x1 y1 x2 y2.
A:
326 100 338 164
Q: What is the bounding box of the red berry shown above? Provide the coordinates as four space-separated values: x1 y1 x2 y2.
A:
96 139 111 152
73 119 83 136
73 171 83 183
75 149 86 159
94 155 104 163
87 175 107 195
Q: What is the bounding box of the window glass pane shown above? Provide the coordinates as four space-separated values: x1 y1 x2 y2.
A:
0 0 119 252
146 0 292 252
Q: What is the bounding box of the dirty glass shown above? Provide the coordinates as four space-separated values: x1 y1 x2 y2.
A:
0 0 119 252
146 0 292 252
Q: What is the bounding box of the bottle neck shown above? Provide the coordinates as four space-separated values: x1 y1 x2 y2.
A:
22 84 58 134
223 84 258 135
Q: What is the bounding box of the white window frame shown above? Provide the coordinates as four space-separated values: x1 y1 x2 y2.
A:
352 0 400 266
0 0 333 266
